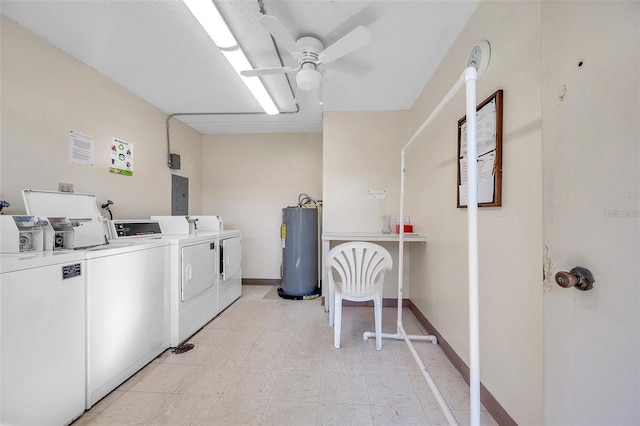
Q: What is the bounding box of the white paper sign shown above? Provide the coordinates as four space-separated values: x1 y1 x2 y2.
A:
458 151 496 205
69 131 94 166
460 98 497 158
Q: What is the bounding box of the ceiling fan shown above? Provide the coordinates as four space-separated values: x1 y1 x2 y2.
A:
241 15 371 94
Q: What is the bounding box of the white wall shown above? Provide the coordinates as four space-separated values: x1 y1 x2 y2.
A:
201 133 322 279
406 1 543 424
542 2 640 424
0 17 203 218
322 110 413 298
5 6 638 424
323 111 409 233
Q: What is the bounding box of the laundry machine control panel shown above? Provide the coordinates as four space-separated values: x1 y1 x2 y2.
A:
107 220 163 239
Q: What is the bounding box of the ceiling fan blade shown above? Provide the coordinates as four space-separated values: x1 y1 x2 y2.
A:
259 15 300 56
241 66 298 77
321 67 361 88
318 26 371 64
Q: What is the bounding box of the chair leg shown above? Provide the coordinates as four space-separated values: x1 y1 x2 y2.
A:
374 297 382 350
329 281 335 326
334 294 342 349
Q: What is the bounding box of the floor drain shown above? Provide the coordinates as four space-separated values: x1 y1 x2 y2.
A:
171 343 194 354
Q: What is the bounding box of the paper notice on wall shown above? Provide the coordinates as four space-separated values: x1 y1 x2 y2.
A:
459 181 495 206
459 151 496 205
109 137 134 176
69 131 94 166
459 98 497 158
478 151 496 182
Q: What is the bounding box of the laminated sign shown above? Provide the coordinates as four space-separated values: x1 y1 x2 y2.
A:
109 137 134 176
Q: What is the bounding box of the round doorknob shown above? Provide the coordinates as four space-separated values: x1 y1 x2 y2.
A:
555 267 595 291
555 271 578 288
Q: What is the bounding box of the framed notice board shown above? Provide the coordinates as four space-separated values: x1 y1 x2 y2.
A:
457 89 503 208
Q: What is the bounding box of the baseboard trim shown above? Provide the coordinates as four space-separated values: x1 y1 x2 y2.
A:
242 278 281 286
407 300 516 426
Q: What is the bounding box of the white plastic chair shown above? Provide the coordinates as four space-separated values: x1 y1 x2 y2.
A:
327 242 393 350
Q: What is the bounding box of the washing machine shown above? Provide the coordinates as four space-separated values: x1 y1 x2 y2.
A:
22 190 171 409
151 216 242 347
1 250 86 426
83 239 169 407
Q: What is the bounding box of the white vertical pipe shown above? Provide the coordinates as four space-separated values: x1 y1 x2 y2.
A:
397 151 407 330
463 66 480 426
398 73 466 331
394 71 467 426
395 64 484 426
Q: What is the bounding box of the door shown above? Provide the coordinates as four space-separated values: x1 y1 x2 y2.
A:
542 2 639 424
220 236 241 281
181 241 216 301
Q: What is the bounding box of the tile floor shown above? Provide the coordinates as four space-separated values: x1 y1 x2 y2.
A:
73 285 497 425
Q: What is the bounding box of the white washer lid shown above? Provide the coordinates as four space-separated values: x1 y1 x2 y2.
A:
22 189 106 248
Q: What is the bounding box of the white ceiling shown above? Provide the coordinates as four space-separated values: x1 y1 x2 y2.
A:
1 0 479 134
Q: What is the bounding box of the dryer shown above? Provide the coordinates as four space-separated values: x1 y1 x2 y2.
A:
166 232 220 347
218 230 242 312
151 216 242 347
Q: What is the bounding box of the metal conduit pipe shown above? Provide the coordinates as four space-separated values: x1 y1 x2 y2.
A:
166 0 302 169
166 109 290 169
165 103 300 169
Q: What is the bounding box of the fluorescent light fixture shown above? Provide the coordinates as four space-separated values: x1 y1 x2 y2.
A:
223 50 279 115
183 0 279 115
183 0 236 49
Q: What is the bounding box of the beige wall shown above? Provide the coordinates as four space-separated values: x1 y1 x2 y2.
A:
201 133 322 279
542 2 640 424
5 5 638 423
0 17 203 218
406 1 543 424
323 111 409 233
322 110 413 298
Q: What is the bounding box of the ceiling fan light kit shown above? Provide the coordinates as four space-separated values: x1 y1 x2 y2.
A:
296 68 322 92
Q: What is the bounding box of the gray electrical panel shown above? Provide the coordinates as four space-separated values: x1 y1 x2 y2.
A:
169 153 181 170
171 174 188 216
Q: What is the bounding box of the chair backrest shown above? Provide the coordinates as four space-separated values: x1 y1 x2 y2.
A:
327 242 393 297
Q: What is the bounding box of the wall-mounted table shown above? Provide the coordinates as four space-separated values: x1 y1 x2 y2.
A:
321 232 427 323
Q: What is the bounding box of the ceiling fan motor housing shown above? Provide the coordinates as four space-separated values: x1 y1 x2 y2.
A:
297 37 323 60
295 37 323 91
